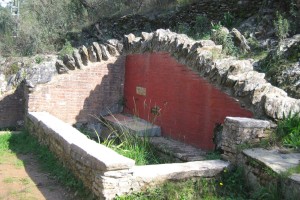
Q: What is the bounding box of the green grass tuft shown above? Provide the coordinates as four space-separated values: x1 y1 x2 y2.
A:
101 126 172 165
276 113 300 149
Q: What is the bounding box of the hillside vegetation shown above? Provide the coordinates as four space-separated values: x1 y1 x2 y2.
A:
0 0 299 98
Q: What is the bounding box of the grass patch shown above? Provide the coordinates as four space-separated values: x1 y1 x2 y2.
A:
3 177 17 184
205 151 221 160
14 159 25 169
100 119 173 165
0 131 94 200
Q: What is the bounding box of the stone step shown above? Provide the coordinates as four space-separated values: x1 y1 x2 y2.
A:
102 114 208 161
150 137 207 162
102 114 161 137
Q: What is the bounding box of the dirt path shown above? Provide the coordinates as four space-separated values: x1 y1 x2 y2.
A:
0 153 78 200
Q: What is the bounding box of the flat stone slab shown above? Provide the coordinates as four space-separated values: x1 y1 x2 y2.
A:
225 117 270 128
132 160 229 183
150 137 207 161
103 114 161 137
243 148 300 173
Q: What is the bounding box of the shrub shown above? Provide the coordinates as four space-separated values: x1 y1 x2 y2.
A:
221 12 235 28
0 7 14 35
35 56 43 64
175 15 211 40
276 113 300 149
211 26 238 56
58 41 74 59
274 12 290 41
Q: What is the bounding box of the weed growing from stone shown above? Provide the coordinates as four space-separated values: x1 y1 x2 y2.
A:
274 12 290 42
99 116 172 165
276 112 300 150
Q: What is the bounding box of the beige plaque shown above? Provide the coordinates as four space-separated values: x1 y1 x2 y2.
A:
136 86 146 96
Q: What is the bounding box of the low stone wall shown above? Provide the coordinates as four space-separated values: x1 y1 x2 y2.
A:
25 112 228 199
220 117 271 164
239 148 300 199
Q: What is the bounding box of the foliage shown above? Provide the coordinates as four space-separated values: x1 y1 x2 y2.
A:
0 7 14 35
221 12 235 28
116 167 250 200
175 14 211 40
251 184 282 200
0 131 93 199
0 0 87 56
205 151 221 160
100 118 172 165
273 12 290 41
58 41 74 59
211 25 238 56
276 113 300 149
35 56 43 64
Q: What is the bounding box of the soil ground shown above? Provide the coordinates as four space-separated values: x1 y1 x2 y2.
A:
0 133 78 200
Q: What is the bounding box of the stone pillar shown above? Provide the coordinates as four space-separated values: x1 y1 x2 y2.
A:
221 117 270 164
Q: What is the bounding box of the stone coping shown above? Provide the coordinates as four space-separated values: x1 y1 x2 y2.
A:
132 160 229 181
28 112 135 171
243 148 300 174
224 117 270 128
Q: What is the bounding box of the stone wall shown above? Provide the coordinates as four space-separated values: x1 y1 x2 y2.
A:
220 117 271 164
0 86 24 128
239 148 300 199
25 112 228 199
25 57 125 125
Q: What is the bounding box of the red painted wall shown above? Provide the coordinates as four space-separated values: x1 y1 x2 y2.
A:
124 52 253 150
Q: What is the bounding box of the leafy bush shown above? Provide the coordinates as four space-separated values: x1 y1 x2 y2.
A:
175 15 211 40
274 12 290 41
276 113 300 149
211 26 238 56
221 12 235 28
0 7 14 35
35 56 43 64
58 41 74 59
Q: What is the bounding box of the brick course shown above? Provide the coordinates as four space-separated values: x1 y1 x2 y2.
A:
25 57 125 124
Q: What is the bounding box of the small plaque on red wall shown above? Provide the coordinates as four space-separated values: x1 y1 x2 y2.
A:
136 86 146 96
